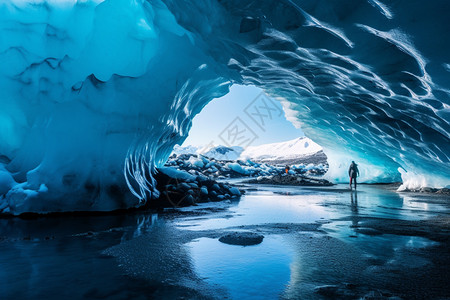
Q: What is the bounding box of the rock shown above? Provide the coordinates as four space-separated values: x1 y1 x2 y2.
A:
188 182 198 189
420 187 434 193
211 183 220 191
184 195 195 206
196 175 208 183
219 232 264 246
243 174 333 186
436 188 450 195
200 186 208 195
229 187 241 196
179 182 191 191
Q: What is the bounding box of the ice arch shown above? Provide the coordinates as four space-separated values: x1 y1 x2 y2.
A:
0 0 449 214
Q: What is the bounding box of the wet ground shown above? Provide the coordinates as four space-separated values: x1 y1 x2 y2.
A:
0 184 449 299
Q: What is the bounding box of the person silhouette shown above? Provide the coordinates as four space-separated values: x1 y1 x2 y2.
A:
348 161 359 189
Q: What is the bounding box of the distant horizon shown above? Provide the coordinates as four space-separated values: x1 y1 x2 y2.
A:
182 85 305 148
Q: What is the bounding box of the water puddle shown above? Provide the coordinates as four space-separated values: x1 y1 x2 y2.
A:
188 235 294 299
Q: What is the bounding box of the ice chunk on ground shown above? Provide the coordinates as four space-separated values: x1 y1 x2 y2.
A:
158 167 195 182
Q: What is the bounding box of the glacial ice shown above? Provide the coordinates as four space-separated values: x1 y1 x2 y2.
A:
0 0 449 214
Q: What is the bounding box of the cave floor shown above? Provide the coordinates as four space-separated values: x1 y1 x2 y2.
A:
0 184 449 299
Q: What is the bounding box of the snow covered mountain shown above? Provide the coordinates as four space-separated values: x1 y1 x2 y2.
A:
239 137 323 163
174 137 323 164
172 144 243 161
203 146 244 161
172 145 202 156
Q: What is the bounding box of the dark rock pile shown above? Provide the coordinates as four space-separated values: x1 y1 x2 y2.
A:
151 168 244 208
403 187 450 195
152 153 330 208
243 174 334 186
165 153 328 179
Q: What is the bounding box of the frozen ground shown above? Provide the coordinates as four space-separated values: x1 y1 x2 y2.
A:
0 184 448 299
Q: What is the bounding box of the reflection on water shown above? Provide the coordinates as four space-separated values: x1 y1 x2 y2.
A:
0 213 162 299
0 185 447 299
350 191 359 229
175 193 332 231
188 235 294 299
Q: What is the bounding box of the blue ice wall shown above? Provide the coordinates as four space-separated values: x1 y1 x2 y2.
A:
0 0 449 214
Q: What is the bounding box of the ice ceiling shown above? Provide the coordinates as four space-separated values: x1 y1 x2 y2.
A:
0 0 449 214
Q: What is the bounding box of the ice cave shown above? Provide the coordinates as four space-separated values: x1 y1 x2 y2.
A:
0 0 449 214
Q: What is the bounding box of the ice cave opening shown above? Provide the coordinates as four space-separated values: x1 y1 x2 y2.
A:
172 84 403 186
0 0 449 215
173 83 328 167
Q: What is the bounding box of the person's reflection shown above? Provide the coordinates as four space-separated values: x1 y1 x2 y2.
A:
350 191 359 229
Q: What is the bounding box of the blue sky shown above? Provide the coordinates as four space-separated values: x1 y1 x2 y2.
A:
182 85 304 147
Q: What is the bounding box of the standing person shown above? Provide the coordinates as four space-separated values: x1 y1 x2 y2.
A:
285 165 290 174
348 161 359 189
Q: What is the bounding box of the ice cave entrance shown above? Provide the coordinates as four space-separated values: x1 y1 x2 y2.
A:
174 85 327 169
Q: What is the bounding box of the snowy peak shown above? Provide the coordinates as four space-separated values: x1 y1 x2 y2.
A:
174 137 323 163
239 137 322 162
172 144 243 160
172 144 200 155
203 146 243 161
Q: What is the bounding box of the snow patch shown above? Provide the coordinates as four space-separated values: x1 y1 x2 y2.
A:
240 137 322 161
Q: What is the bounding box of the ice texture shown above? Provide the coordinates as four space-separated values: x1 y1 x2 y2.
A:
0 0 449 214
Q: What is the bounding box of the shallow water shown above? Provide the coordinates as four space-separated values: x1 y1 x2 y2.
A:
0 184 448 299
